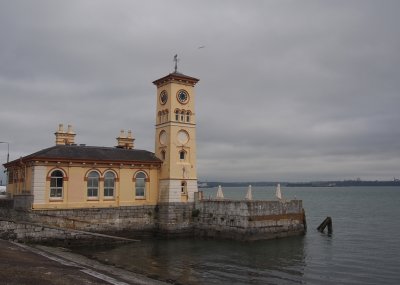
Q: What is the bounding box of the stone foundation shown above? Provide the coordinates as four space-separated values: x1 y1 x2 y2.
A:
0 199 306 242
194 200 306 241
0 219 136 246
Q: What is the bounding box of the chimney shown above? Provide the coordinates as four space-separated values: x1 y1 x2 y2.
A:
55 123 76 145
116 129 135 149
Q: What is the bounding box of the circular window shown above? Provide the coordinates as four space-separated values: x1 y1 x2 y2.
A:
177 130 189 144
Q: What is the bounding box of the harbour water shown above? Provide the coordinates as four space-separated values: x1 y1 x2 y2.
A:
76 186 400 284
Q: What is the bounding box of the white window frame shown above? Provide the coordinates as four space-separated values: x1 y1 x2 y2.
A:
104 171 115 199
87 171 99 200
50 170 63 200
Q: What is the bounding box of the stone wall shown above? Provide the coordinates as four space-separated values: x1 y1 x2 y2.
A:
0 199 306 242
156 202 195 236
13 194 33 210
0 219 136 246
28 206 158 238
194 200 306 241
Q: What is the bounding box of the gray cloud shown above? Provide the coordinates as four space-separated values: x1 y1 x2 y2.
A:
1 0 399 183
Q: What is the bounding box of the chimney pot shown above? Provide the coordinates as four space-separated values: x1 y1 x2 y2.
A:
67 125 74 134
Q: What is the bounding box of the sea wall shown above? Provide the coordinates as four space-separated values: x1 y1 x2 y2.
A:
0 199 306 242
194 200 306 240
0 219 136 246
28 206 158 238
156 202 195 237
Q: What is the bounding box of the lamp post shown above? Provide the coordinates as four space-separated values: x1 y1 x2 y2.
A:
0 141 9 163
0 141 9 186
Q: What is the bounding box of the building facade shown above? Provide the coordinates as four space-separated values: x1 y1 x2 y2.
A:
4 71 200 209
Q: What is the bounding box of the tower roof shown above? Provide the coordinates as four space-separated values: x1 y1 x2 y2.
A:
153 72 199 87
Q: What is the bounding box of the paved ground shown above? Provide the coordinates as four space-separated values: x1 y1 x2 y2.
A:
0 239 166 285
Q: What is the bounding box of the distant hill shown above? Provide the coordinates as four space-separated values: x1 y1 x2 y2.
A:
199 180 400 188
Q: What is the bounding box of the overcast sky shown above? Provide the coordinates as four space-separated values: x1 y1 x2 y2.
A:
1 1 399 183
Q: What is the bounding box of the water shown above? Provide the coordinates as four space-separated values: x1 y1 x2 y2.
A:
76 186 400 284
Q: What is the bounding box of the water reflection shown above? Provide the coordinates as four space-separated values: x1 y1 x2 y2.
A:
78 236 306 285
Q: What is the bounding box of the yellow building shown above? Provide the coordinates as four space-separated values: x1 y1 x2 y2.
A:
4 71 200 209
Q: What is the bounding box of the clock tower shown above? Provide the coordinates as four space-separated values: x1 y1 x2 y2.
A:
153 70 199 202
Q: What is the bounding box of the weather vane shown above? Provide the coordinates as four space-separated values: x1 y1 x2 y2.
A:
173 54 179 73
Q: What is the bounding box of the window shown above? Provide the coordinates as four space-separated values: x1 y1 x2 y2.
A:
181 181 187 194
175 110 179 121
50 170 63 198
186 111 191 122
161 150 166 160
158 111 162 123
179 150 186 160
87 171 99 199
135 172 146 198
180 111 185 121
104 171 115 198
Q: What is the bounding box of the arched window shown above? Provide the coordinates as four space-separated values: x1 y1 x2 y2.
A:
135 172 147 198
158 111 162 123
180 110 185 121
161 150 166 160
179 150 186 160
104 171 115 198
186 111 191 123
50 170 63 198
161 110 168 122
87 171 99 199
175 110 180 121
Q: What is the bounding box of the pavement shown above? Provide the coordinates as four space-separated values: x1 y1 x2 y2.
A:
0 239 167 285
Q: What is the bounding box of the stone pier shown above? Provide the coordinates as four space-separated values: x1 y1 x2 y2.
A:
0 197 306 243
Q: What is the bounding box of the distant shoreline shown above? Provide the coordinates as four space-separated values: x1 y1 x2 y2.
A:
199 180 400 188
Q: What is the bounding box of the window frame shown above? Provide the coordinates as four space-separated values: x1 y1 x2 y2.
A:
49 170 64 200
181 181 187 194
87 171 100 200
134 171 147 199
104 171 116 199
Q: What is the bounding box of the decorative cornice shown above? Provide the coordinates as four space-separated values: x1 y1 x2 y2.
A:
153 72 199 87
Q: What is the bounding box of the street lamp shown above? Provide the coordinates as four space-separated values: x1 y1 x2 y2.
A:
0 141 9 163
0 141 9 186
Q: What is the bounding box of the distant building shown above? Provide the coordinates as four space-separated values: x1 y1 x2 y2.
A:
3 71 200 209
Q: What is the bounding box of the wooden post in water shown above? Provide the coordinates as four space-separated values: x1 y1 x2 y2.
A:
317 217 332 234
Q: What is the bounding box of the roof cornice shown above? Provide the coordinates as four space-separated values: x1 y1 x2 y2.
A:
152 72 199 87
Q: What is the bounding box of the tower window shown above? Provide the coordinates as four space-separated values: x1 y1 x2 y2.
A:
179 150 186 160
161 150 166 160
158 111 162 123
181 181 187 194
175 110 179 121
186 111 191 122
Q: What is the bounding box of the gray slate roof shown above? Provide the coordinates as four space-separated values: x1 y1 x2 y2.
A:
7 145 161 165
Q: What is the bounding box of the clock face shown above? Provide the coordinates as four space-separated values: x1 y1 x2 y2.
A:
177 89 189 104
160 90 168 105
